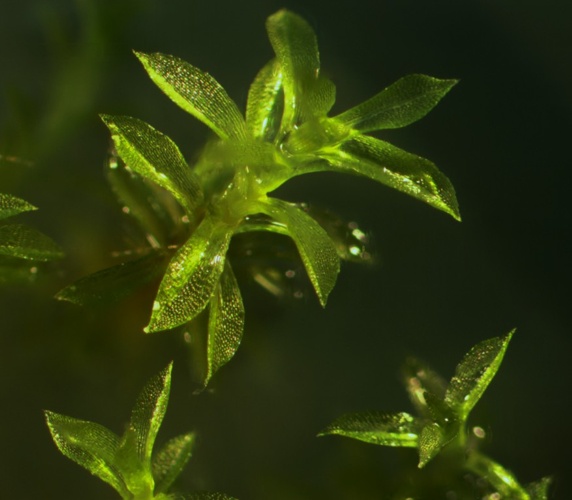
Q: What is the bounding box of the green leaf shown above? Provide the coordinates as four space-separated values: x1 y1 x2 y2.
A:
135 51 247 141
266 10 333 128
44 410 130 499
246 59 284 142
0 193 37 220
526 476 553 500
0 224 63 260
444 330 514 422
318 411 418 448
146 215 233 332
124 362 173 465
102 115 203 216
418 422 446 468
55 251 170 307
185 494 239 500
204 262 245 387
152 433 195 495
402 357 448 418
258 198 340 306
303 134 460 220
335 74 458 132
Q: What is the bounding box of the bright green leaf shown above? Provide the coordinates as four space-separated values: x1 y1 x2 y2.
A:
101 114 203 216
135 51 247 141
44 410 130 499
0 193 36 220
0 224 63 261
55 251 170 307
258 198 340 306
318 411 418 447
125 362 173 465
266 9 327 130
246 59 284 142
204 262 245 388
303 134 460 220
146 215 233 332
152 433 195 495
335 74 458 132
418 422 446 468
444 330 514 421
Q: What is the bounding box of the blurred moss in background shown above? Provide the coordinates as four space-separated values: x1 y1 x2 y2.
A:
0 0 570 498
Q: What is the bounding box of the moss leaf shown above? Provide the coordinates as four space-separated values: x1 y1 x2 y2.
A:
0 193 37 220
152 433 195 495
0 224 63 261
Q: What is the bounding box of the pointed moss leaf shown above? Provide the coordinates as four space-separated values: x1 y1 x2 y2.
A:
336 74 457 132
444 330 514 422
44 410 130 498
0 224 63 260
310 135 460 220
0 193 36 219
146 216 233 332
102 115 203 216
266 9 321 128
152 433 194 495
56 251 170 307
259 198 340 306
526 476 553 500
418 422 446 468
124 362 172 465
185 494 239 500
246 59 284 142
204 262 245 387
466 451 529 498
318 411 418 448
402 357 448 418
135 51 246 140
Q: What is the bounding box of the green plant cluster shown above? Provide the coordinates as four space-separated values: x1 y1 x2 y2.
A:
0 8 552 499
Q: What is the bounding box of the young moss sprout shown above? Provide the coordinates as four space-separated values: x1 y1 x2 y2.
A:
57 10 458 387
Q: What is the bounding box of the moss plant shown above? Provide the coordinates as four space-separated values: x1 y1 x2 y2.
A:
57 9 458 388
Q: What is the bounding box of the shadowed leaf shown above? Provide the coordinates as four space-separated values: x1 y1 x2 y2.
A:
0 193 36 220
402 357 448 418
0 224 63 260
153 433 194 495
418 422 446 468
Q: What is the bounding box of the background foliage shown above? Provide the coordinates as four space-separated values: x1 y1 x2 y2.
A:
0 0 570 498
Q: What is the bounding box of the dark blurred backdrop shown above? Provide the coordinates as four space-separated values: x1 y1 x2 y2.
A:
1 0 570 498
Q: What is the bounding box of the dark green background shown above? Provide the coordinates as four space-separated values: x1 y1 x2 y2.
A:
1 0 570 498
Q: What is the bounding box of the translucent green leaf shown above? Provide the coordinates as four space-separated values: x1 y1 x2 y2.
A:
526 476 553 500
107 151 187 248
466 451 530 499
0 224 63 260
246 59 284 142
335 74 458 132
418 422 446 468
444 330 514 422
304 134 460 220
266 9 328 130
56 251 170 307
124 362 173 465
102 115 203 216
135 51 247 141
402 357 448 418
0 193 36 220
44 410 129 498
146 216 233 332
318 411 418 448
258 198 340 306
152 433 194 495
204 262 245 387
185 494 239 500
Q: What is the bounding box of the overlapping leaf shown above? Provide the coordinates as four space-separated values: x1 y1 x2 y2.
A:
146 215 233 332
